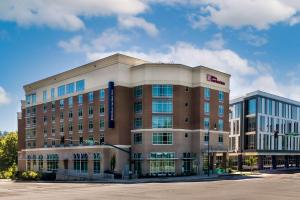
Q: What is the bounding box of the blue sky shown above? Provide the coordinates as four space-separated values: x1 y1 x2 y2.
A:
1 0 300 131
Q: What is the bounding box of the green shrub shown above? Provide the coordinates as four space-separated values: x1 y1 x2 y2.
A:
0 163 17 179
20 171 41 181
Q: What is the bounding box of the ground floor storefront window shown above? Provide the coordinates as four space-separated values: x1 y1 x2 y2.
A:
93 153 101 174
38 155 43 171
73 153 88 173
150 152 175 175
133 153 142 176
47 154 59 171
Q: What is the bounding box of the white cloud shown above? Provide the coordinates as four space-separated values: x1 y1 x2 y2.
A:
118 16 158 36
239 32 268 47
0 0 149 31
174 0 300 30
0 87 10 105
204 33 225 50
58 29 128 54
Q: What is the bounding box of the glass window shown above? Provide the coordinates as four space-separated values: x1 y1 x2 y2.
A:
59 99 64 108
88 106 93 116
204 88 210 100
248 98 256 114
78 94 83 104
99 89 105 101
218 134 223 143
204 118 210 130
134 102 143 114
218 119 224 131
219 105 224 117
69 110 73 119
99 104 105 115
152 85 173 97
152 99 173 113
66 83 75 94
68 123 73 132
100 118 105 130
134 117 142 129
32 94 37 105
88 92 94 102
58 85 66 97
204 132 209 142
204 102 210 114
134 86 143 98
76 80 85 92
89 120 93 131
152 133 173 145
26 95 31 105
78 108 83 118
219 91 224 102
134 133 142 144
68 97 73 107
78 120 83 131
152 115 173 128
43 90 47 102
51 88 55 100
93 153 101 174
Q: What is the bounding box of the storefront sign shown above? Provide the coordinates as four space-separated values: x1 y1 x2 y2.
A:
207 74 225 85
108 81 115 128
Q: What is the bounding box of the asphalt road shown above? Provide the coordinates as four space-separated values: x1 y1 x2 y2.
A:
1 172 300 200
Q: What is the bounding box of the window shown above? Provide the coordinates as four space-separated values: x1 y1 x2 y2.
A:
248 98 256 114
51 101 56 110
32 94 37 105
152 133 173 145
38 155 43 171
60 112 64 120
99 89 105 101
78 120 83 131
218 134 223 143
204 102 210 114
78 94 83 104
219 91 224 102
88 106 93 116
99 104 105 115
204 118 210 130
76 80 85 92
26 95 31 105
134 117 142 129
43 90 47 102
68 123 73 132
134 102 142 114
68 97 73 107
134 133 142 144
152 85 173 97
204 132 209 143
47 154 59 171
152 99 173 113
218 119 224 131
58 85 66 97
51 88 55 100
59 99 64 108
66 83 75 94
43 104 47 112
69 110 73 119
100 118 105 130
78 108 83 118
219 105 224 117
134 86 143 98
93 153 101 174
51 114 55 122
60 124 64 133
149 152 175 175
73 153 88 173
89 120 93 131
152 115 173 128
88 92 94 102
204 88 210 100
43 116 47 123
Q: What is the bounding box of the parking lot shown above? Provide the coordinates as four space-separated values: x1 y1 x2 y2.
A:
1 172 300 200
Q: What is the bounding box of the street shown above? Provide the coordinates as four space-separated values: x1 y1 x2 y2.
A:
0 172 300 200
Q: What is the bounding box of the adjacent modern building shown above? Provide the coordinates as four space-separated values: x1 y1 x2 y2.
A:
229 91 300 170
18 53 230 179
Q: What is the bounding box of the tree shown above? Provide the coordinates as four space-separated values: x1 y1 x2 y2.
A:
245 156 257 172
110 154 116 172
0 132 18 170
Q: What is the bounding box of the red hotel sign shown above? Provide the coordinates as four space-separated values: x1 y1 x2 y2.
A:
207 74 225 85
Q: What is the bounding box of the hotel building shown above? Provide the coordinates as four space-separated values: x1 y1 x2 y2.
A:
18 53 230 179
229 91 300 170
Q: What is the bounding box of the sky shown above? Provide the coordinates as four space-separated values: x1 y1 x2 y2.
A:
1 0 300 131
